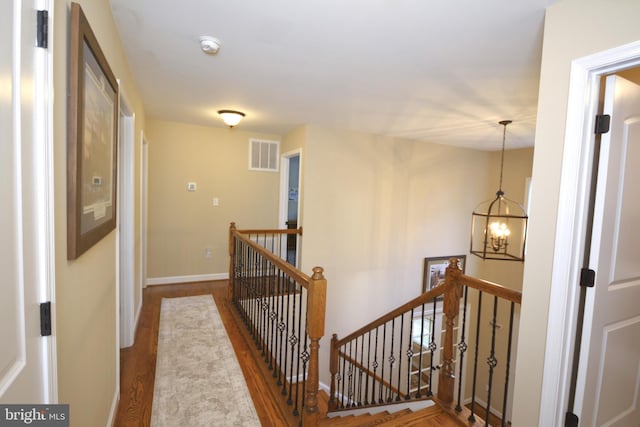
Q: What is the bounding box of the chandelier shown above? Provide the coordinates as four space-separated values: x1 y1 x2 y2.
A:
470 120 528 261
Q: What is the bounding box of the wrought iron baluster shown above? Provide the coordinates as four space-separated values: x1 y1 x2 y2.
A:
365 331 371 405
269 259 278 368
340 343 347 408
502 302 515 427
287 280 298 405
292 286 304 416
427 299 437 397
276 268 286 381
347 340 354 407
485 296 499 427
260 254 267 354
456 286 470 412
281 272 291 395
247 246 253 329
249 248 256 335
387 317 396 402
371 327 379 405
379 322 387 403
358 336 364 406
468 291 483 423
396 312 404 402
301 329 309 412
406 307 414 400
416 303 425 398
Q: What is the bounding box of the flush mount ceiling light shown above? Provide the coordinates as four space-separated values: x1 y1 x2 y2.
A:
217 110 245 128
200 36 221 55
470 120 528 261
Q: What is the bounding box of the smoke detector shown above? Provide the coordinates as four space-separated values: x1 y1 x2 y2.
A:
200 36 221 55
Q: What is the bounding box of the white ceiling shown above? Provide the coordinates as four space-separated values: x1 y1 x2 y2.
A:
109 0 559 151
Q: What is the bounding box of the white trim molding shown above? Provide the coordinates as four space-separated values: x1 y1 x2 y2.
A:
146 273 229 286
107 385 119 427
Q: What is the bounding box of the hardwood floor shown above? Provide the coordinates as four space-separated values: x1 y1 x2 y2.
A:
114 280 288 426
114 280 473 426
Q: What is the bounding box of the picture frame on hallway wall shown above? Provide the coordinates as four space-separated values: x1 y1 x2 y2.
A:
422 255 466 294
67 2 119 260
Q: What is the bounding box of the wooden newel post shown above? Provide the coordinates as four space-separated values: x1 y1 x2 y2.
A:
302 266 327 427
228 222 236 300
437 258 463 405
328 334 338 411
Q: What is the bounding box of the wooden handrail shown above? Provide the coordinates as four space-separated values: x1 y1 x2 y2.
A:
458 273 522 304
333 285 446 348
230 222 311 287
235 227 303 235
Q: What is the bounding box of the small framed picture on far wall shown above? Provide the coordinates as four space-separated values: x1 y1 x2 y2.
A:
422 255 466 293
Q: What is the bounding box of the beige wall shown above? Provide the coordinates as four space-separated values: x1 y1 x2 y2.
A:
146 120 281 278
53 1 146 426
299 125 513 384
512 0 640 424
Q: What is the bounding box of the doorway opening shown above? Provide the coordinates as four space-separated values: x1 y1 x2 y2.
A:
279 149 302 266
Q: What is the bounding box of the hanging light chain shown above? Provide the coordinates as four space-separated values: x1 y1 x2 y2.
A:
497 120 512 194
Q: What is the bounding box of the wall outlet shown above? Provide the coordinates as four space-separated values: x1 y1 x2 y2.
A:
204 247 212 259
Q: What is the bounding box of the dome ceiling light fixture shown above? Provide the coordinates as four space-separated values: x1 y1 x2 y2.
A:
470 120 528 261
217 110 245 128
199 36 221 55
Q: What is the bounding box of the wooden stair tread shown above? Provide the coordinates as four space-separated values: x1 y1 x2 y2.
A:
319 402 467 426
380 405 461 426
320 409 409 426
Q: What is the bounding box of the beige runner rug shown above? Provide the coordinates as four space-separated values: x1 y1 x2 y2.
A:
151 295 260 426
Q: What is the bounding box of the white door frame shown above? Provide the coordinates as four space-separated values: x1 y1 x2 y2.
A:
139 131 149 296
539 40 640 426
34 0 57 401
117 87 136 349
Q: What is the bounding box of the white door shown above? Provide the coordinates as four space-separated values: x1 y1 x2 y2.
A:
0 0 55 402
575 75 640 426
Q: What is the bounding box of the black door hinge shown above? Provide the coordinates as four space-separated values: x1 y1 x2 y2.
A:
40 302 51 336
37 10 48 49
565 411 579 427
595 114 611 135
580 268 596 288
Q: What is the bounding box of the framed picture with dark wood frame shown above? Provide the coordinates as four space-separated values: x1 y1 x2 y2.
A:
67 2 119 259
422 255 466 294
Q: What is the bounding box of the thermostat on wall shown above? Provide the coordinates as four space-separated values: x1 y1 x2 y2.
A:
187 182 197 192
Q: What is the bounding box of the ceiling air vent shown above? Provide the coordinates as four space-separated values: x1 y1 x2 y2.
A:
249 139 280 172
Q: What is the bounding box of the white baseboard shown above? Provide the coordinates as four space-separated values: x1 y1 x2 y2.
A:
107 385 119 427
145 273 229 286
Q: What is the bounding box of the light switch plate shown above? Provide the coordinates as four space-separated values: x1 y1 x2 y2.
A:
187 182 197 192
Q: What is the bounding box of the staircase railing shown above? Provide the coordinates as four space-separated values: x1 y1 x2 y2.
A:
228 222 325 426
328 258 521 426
